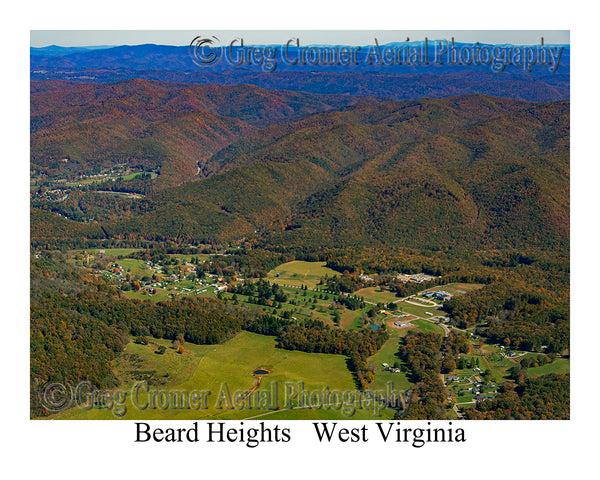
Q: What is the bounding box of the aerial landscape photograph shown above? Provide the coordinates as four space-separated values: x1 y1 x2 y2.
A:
29 29 571 424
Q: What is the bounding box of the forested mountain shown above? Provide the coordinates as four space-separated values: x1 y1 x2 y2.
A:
31 79 383 186
86 94 569 253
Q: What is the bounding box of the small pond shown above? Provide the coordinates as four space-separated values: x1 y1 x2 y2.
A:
253 369 270 375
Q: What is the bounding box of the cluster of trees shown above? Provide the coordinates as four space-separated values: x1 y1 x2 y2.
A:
456 356 479 370
399 332 444 382
393 280 438 298
228 280 288 305
337 293 366 311
223 250 296 278
322 272 364 294
463 374 569 419
444 282 569 353
397 331 449 419
402 372 448 420
441 331 471 374
479 306 569 353
31 295 125 417
276 320 388 390
520 354 551 369
30 208 106 249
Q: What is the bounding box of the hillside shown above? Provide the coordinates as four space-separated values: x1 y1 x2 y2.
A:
30 79 384 186
97 95 569 253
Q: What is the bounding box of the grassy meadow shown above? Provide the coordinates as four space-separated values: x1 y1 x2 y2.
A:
52 331 395 420
266 261 339 288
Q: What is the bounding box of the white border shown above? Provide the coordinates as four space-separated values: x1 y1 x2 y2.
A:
5 0 598 478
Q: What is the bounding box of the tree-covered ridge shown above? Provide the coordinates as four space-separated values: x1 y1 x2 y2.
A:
31 79 383 186
34 95 567 254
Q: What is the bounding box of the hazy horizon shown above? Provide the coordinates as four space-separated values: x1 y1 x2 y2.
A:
30 30 570 48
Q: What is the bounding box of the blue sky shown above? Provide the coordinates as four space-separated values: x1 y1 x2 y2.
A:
30 30 570 48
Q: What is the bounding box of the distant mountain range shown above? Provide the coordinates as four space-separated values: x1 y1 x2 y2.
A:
30 45 114 56
30 42 570 74
31 43 569 103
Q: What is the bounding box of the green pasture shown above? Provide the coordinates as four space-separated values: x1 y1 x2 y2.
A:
410 318 445 336
368 337 413 393
52 332 394 420
527 358 570 377
395 300 443 318
353 286 399 305
266 261 339 289
124 288 174 302
116 258 152 277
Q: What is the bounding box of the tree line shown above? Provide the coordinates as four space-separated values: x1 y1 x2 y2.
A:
396 331 449 420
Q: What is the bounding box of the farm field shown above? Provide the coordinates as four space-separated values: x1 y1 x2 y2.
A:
411 318 446 336
266 261 339 289
52 331 395 420
526 358 570 376
353 286 398 305
338 309 364 330
124 288 174 302
117 258 152 277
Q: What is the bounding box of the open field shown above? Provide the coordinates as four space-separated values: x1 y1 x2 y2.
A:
124 288 173 302
52 331 395 420
368 337 413 393
116 258 152 277
354 286 399 305
411 318 446 336
266 261 339 289
339 309 364 330
527 358 570 376
70 248 141 257
395 300 444 318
